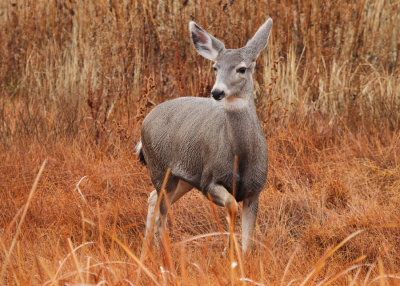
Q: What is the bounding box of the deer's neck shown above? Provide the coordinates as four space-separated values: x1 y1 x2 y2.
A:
224 97 261 160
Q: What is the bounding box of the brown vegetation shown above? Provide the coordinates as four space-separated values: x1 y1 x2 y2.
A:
1 0 400 284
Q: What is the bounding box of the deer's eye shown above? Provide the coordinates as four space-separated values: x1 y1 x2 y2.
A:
213 67 217 72
237 67 246 74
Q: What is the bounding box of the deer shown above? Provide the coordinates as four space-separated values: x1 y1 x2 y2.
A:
136 18 272 252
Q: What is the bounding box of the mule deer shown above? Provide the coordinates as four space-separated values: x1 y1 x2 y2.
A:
136 18 272 252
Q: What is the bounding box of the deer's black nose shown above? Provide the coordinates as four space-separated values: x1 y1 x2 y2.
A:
211 89 225 100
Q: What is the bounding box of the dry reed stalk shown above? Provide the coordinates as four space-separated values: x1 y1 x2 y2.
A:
0 159 47 283
299 230 364 286
108 231 160 286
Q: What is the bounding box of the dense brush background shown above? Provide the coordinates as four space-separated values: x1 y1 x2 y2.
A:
1 0 400 285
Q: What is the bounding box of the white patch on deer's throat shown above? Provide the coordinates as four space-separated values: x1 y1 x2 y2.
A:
223 96 249 111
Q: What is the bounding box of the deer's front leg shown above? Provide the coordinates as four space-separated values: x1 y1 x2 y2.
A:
242 193 260 252
207 184 239 215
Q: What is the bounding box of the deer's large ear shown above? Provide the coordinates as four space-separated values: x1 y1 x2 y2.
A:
245 18 273 61
189 22 225 61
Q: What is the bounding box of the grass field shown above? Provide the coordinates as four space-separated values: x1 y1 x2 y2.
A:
1 0 400 284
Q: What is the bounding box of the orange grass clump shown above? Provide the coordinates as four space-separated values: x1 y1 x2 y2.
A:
1 0 400 284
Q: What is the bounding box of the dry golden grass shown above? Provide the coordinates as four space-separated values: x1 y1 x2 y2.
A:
1 0 400 285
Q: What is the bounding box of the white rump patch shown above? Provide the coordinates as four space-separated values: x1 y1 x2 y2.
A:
134 141 142 155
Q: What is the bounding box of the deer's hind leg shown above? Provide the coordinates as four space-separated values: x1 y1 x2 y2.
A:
144 189 159 239
159 179 193 233
144 179 193 242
